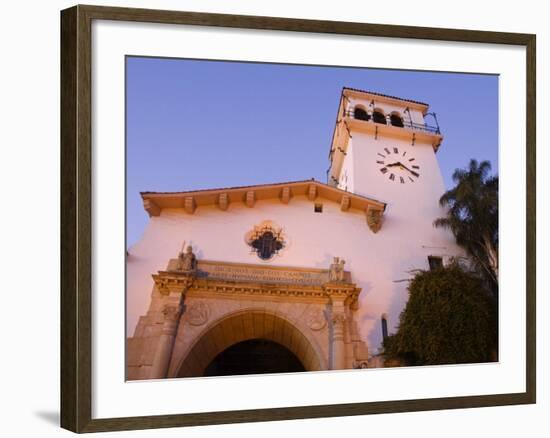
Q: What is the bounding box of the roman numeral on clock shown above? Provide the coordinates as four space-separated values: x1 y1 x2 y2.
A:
389 173 395 181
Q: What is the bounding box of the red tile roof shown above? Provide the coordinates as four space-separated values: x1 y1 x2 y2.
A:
343 87 429 107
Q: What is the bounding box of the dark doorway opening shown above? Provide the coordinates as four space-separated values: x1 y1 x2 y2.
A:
203 339 306 377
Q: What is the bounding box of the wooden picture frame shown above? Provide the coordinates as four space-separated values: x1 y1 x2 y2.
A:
60 4 536 433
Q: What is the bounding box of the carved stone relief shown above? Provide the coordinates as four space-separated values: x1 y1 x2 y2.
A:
366 207 383 233
305 307 327 331
185 301 209 326
162 304 182 322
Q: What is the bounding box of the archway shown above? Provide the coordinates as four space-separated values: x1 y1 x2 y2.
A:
372 109 387 124
353 106 370 121
390 113 404 127
204 339 306 376
176 310 324 377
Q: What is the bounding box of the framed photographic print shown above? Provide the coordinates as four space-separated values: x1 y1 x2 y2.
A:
60 4 536 433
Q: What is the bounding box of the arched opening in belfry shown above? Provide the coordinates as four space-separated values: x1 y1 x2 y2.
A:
390 113 404 127
372 110 387 124
176 310 324 378
353 106 370 121
204 339 306 376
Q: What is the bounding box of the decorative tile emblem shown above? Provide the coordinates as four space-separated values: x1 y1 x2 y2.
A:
245 221 286 261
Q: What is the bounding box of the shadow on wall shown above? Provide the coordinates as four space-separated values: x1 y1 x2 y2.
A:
33 411 59 427
314 252 336 270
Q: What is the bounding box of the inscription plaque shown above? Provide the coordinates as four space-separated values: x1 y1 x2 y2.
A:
196 261 332 286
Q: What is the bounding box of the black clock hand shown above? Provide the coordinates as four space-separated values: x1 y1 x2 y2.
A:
397 162 416 174
391 161 419 177
401 165 419 177
384 161 419 177
388 161 408 170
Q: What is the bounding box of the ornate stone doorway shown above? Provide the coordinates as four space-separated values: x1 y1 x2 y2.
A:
204 339 305 376
127 253 371 380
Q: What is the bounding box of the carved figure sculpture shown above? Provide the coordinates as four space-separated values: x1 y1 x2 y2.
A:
329 257 340 282
329 257 346 282
337 259 346 281
178 245 197 271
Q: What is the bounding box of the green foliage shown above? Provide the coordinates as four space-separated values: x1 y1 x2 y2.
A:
383 263 497 366
434 159 499 296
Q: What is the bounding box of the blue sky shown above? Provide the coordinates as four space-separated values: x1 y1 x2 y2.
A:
126 57 498 247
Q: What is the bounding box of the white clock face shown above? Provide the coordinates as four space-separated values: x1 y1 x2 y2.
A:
376 147 421 184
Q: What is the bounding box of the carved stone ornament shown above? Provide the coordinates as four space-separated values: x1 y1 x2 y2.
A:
305 307 327 331
153 273 195 296
245 220 286 261
162 304 182 322
366 207 383 233
177 245 197 271
328 257 346 282
331 312 347 326
185 301 210 326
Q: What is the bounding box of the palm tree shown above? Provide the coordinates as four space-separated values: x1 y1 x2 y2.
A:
434 159 498 297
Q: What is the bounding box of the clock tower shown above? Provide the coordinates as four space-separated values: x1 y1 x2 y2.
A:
328 87 446 221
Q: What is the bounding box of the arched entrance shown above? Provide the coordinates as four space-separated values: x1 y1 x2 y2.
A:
176 310 323 377
204 339 306 376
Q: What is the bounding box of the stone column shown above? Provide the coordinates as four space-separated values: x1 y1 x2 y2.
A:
331 310 347 370
149 298 183 379
325 266 361 371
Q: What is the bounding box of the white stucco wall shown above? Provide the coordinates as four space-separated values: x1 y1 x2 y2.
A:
337 137 354 192
127 188 461 356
